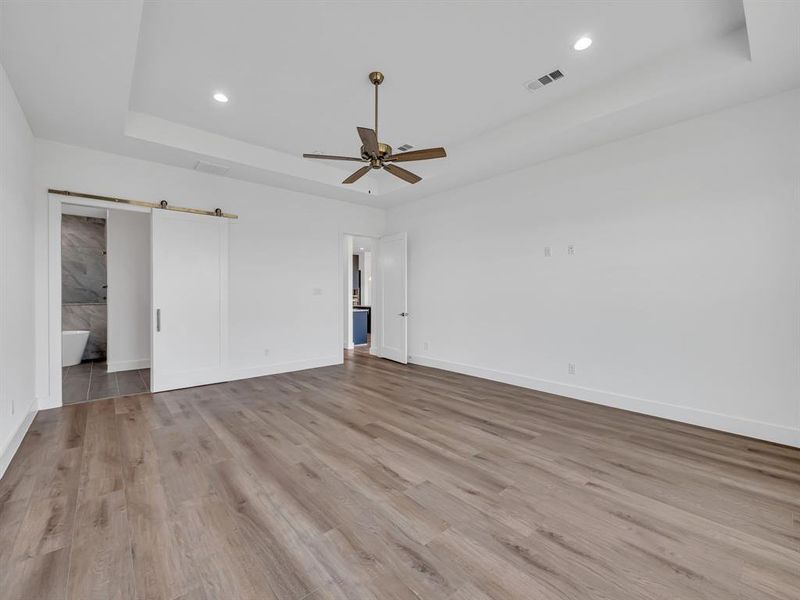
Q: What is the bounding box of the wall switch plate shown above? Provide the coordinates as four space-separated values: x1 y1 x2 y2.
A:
544 246 552 257
264 349 270 357
312 288 323 295
568 363 576 375
423 341 429 351
567 245 575 256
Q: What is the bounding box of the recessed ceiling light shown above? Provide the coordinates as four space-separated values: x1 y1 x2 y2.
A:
213 92 229 103
573 36 592 51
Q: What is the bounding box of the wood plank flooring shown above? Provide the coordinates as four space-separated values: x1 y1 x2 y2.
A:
1 351 798 599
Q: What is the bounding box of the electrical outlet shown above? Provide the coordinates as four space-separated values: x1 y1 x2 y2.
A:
423 341 429 351
568 363 576 375
567 244 575 256
264 349 270 357
312 287 323 296
544 246 552 257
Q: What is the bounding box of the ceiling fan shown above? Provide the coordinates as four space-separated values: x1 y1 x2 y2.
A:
303 71 446 185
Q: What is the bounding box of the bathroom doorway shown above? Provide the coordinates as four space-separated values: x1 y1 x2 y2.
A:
48 190 233 408
60 202 151 404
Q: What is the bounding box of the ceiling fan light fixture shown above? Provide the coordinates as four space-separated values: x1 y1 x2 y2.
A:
573 36 592 51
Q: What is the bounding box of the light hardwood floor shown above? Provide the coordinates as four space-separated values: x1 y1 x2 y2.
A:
1 351 798 599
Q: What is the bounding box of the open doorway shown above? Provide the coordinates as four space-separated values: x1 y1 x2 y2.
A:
351 236 375 354
342 231 408 364
60 202 151 404
343 234 379 357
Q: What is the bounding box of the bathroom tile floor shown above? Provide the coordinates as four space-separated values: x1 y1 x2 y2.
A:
62 360 150 405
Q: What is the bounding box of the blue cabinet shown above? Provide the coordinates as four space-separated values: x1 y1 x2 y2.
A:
353 309 368 345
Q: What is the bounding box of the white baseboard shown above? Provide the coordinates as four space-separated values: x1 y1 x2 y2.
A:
0 399 38 480
224 355 343 383
408 355 800 448
37 394 58 410
106 358 150 373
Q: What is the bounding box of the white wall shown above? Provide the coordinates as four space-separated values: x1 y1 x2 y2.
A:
0 62 36 477
388 89 800 447
34 140 385 407
107 209 150 372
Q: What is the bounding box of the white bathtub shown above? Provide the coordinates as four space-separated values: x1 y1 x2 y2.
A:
62 330 90 367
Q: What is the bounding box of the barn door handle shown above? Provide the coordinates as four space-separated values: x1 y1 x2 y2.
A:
156 308 162 332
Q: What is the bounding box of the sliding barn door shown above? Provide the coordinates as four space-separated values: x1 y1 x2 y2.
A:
380 232 408 364
151 210 228 392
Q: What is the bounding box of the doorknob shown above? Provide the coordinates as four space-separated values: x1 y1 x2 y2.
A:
398 312 408 317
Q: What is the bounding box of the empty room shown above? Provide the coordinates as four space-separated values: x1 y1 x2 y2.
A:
0 1 798 599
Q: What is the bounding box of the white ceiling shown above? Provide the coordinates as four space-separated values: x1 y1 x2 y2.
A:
1 1 798 208
130 2 743 157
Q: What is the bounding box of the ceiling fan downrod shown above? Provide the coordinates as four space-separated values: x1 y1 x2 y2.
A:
369 71 383 141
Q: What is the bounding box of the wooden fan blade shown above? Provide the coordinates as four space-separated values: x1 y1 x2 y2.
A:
357 127 379 157
303 153 365 162
384 163 421 184
386 147 447 162
342 165 372 184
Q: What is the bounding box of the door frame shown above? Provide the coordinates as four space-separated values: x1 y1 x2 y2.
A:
46 193 150 409
340 232 381 357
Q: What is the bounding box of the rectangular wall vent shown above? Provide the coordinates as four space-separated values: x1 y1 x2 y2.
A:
194 160 230 176
524 69 565 93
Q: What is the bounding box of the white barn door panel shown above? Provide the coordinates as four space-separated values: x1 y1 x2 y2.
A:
151 210 228 392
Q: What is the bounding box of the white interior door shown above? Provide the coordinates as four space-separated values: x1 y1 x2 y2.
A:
380 232 408 364
151 210 228 392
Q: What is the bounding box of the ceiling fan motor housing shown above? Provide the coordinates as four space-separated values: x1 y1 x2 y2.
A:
361 142 392 162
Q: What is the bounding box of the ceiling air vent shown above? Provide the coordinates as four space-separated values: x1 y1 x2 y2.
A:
194 160 230 176
524 69 565 93
397 143 414 152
